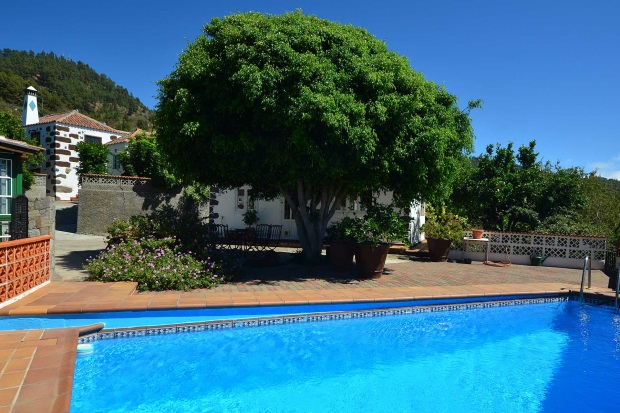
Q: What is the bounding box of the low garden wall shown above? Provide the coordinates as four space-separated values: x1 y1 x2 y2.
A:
76 174 209 236
449 231 607 270
0 235 51 305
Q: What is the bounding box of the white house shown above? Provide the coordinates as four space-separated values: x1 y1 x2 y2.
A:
211 186 425 244
105 129 147 175
21 87 125 200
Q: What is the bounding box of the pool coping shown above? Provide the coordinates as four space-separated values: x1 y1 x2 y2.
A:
1 288 616 413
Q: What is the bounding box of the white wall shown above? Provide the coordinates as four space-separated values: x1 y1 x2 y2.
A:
211 187 424 243
106 141 128 175
26 123 122 200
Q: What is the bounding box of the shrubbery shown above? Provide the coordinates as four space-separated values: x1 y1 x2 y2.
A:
85 204 231 291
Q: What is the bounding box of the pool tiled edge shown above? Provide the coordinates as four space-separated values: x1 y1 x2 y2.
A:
78 295 572 344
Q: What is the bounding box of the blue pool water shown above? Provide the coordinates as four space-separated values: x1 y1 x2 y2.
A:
71 301 620 413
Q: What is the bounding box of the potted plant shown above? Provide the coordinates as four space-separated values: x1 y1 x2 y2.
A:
469 219 484 239
421 205 464 262
326 217 356 271
350 204 411 278
242 209 259 228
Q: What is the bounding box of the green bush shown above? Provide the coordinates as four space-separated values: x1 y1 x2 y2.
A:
87 204 234 291
85 236 224 291
421 205 465 243
349 204 411 247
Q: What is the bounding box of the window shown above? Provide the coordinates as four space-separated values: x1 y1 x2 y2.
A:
112 154 122 170
236 187 255 211
85 135 102 144
0 159 12 215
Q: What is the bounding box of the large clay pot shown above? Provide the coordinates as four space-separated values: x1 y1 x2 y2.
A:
355 243 390 278
472 229 484 239
328 240 355 271
427 237 452 262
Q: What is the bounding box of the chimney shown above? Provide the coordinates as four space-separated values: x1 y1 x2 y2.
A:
21 86 39 126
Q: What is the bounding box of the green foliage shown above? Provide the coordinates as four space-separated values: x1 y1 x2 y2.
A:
75 141 109 175
88 204 233 291
0 111 44 190
348 204 411 247
156 11 475 261
118 132 181 188
0 49 152 131
84 236 224 292
564 173 620 243
326 217 357 241
450 141 586 232
242 209 259 227
421 204 465 243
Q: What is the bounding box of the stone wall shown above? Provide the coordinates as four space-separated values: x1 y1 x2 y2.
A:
25 174 55 273
76 174 209 236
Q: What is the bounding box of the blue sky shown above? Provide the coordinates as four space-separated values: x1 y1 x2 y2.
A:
4 0 619 178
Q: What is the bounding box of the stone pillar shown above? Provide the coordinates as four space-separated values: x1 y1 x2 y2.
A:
25 174 55 273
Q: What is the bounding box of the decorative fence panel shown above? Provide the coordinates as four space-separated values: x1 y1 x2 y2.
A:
449 231 607 270
0 235 51 305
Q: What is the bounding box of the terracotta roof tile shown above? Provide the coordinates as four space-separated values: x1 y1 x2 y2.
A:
33 110 125 134
105 128 150 146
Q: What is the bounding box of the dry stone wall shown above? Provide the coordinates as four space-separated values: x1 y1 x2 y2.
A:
76 174 209 236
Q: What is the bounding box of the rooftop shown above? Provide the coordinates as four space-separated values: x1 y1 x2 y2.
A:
30 110 124 134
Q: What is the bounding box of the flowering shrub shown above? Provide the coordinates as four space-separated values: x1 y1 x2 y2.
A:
85 236 226 292
87 204 234 291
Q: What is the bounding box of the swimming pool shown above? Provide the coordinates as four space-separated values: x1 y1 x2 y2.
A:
71 300 620 412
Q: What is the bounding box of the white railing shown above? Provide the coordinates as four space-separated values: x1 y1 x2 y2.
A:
450 231 607 269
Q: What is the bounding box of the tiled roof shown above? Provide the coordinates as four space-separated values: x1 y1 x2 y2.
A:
0 135 44 156
33 110 125 134
105 128 150 146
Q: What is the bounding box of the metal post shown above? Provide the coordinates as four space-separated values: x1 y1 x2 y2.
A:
587 254 592 289
615 267 620 310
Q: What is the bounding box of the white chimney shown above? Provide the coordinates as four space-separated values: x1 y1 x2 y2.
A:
21 86 39 126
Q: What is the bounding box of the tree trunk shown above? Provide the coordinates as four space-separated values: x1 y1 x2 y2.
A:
280 181 345 264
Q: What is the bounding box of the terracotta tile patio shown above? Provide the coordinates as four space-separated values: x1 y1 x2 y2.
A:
0 258 616 412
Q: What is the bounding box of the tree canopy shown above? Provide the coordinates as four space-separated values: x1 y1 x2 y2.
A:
449 141 587 232
75 141 109 175
156 11 477 260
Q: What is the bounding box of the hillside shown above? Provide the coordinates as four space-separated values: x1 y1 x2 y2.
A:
0 49 152 131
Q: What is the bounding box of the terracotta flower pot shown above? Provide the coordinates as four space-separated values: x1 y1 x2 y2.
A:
427 237 452 262
328 240 355 271
472 229 484 239
355 243 390 278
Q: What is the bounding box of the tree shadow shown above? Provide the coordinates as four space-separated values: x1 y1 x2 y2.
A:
55 249 105 271
231 252 400 285
55 204 78 233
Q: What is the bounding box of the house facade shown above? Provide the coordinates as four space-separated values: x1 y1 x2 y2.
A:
105 129 148 175
211 187 425 244
21 87 125 200
0 135 45 235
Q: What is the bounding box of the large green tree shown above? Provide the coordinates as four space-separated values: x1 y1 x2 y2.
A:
156 11 477 261
450 141 587 232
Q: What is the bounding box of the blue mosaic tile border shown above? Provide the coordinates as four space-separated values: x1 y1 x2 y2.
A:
77 296 573 344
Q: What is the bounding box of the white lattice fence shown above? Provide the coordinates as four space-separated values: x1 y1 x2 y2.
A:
80 174 152 187
450 231 607 269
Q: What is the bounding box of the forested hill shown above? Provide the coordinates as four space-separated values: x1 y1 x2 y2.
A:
0 49 152 131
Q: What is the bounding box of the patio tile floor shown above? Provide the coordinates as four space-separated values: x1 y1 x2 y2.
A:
0 258 616 412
